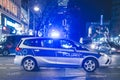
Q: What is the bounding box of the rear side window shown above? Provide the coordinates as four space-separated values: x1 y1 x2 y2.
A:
41 39 54 48
23 39 41 47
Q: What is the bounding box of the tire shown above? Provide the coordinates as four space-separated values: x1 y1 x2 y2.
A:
2 49 9 56
82 58 98 72
22 58 39 71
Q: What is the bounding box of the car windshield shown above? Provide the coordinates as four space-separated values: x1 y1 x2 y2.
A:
73 41 90 51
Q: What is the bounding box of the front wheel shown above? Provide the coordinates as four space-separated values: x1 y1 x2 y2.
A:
82 58 98 72
22 58 39 71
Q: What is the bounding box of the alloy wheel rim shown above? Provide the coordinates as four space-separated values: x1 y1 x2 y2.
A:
24 59 35 71
84 60 96 71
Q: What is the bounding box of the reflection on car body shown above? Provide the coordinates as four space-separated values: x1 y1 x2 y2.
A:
14 37 111 72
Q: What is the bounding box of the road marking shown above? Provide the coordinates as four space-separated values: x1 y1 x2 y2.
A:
5 64 15 66
118 66 120 68
90 74 107 77
9 67 21 70
0 66 21 70
109 66 120 68
0 67 7 69
0 64 15 66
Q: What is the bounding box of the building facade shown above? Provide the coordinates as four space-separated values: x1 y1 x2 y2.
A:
0 0 29 35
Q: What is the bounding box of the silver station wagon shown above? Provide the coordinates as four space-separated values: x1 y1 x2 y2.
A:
14 37 111 72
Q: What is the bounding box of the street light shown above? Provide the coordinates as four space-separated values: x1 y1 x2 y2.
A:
34 6 40 12
33 5 40 36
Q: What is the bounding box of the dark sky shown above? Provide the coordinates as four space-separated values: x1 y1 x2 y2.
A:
81 0 112 22
23 0 112 41
68 0 112 40
69 0 112 21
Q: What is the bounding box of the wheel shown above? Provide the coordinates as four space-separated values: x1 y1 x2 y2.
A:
2 49 9 56
82 58 98 72
22 58 38 71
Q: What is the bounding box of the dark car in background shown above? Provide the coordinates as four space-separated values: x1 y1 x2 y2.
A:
0 35 33 56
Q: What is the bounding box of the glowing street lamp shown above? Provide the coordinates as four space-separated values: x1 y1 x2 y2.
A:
33 5 40 36
34 6 40 12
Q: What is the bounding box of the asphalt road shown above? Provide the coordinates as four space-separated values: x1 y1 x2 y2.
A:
0 54 120 80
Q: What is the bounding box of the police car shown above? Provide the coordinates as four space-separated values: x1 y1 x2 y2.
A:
14 37 111 72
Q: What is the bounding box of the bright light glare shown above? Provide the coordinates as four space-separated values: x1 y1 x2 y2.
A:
90 44 96 49
34 6 40 11
50 30 60 38
3 26 7 30
111 47 116 51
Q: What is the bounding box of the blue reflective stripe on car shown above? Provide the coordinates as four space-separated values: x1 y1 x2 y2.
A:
19 47 100 59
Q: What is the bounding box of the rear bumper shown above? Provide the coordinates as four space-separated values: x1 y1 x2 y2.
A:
14 55 24 65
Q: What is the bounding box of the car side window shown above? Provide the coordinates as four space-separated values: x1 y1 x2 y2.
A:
23 39 41 47
41 39 54 48
60 40 73 49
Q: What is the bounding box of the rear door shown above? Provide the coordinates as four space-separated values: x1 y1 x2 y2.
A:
31 39 58 65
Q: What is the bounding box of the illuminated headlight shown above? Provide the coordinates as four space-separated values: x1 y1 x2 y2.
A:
111 47 116 51
0 45 3 48
99 52 107 56
90 44 98 49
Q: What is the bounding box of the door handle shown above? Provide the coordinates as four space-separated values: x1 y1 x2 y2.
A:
58 51 70 56
34 49 39 52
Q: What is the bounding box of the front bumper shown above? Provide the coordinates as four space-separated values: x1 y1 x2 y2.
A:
99 54 111 67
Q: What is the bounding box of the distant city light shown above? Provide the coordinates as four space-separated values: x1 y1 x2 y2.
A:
3 26 7 30
29 29 34 35
90 43 97 49
79 37 83 43
34 6 40 11
50 29 60 38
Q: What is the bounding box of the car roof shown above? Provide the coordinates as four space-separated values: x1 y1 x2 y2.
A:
21 37 70 41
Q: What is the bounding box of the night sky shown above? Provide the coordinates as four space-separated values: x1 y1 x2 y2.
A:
22 0 112 41
79 0 112 21
68 0 112 41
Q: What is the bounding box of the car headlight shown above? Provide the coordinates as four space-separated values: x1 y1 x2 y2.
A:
111 47 116 51
0 45 3 48
99 52 107 56
90 44 98 49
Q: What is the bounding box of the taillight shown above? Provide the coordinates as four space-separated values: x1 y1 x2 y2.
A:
16 47 21 51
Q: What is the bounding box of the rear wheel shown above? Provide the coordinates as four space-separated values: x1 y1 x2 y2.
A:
2 49 9 56
22 58 39 71
82 58 98 72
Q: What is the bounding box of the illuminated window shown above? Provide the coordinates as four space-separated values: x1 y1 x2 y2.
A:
6 0 10 10
0 0 2 6
3 0 7 8
0 0 18 16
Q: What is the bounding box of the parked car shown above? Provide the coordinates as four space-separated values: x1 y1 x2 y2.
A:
14 37 111 72
0 35 33 56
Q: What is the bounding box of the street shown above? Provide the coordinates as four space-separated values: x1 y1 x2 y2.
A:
0 54 120 80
